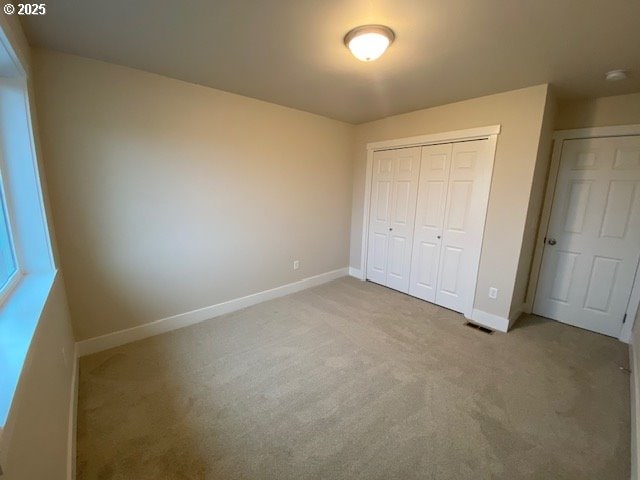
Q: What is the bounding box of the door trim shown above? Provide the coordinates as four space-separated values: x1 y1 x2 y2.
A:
552 124 640 141
528 124 640 343
366 125 501 151
359 125 501 320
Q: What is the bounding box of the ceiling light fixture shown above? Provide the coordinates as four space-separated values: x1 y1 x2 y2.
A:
605 69 628 81
344 25 395 62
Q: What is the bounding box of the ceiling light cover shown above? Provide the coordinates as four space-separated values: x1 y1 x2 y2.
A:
344 25 395 62
605 69 628 81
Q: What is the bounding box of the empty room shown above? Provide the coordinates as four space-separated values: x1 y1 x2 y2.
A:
1 1 640 478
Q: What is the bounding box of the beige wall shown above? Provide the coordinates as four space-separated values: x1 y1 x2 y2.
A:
350 85 549 319
0 278 75 480
33 49 355 341
0 16 76 480
510 87 557 318
556 92 640 130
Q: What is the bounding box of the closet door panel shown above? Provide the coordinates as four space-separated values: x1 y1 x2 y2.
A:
409 144 452 301
366 151 394 285
439 246 463 294
367 147 421 291
436 140 492 314
370 232 388 274
386 148 421 292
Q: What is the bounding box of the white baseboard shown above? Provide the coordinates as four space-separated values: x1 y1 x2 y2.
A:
66 346 78 480
77 267 349 357
348 267 363 279
470 309 510 333
631 342 639 480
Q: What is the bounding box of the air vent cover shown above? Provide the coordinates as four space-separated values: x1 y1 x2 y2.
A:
465 322 493 334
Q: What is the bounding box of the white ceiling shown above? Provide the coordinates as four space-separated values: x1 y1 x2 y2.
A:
21 0 640 124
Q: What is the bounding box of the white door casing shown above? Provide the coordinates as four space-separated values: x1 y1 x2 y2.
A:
533 135 640 337
366 147 421 292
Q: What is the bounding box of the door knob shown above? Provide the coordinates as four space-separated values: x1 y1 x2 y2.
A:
436 235 441 239
547 238 556 245
389 227 393 231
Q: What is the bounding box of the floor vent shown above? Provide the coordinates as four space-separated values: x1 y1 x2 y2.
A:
465 322 494 335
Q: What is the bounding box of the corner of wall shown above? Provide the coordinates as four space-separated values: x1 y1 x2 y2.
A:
508 84 558 318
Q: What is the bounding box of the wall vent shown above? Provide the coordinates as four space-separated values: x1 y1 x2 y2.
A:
465 322 494 335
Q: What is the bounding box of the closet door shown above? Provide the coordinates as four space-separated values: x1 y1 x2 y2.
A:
409 144 453 302
435 139 492 314
367 147 421 292
367 150 394 285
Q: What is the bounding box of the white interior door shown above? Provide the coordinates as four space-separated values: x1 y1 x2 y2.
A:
366 147 420 292
534 136 640 337
409 143 452 302
435 140 492 314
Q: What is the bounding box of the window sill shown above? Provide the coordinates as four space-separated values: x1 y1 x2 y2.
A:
0 271 56 428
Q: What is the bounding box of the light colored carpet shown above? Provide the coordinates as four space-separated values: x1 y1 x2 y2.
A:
77 277 630 479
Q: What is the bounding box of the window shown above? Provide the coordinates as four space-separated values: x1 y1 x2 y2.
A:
0 24 56 429
0 170 18 296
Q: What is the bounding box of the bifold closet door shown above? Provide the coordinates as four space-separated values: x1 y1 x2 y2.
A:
436 140 491 313
408 143 452 302
409 139 492 314
366 147 421 292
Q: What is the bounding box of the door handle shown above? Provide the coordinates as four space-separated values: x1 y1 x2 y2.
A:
389 227 393 231
547 238 557 246
436 235 441 239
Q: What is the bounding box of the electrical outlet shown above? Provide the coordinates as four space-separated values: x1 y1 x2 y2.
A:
293 260 300 271
488 287 498 299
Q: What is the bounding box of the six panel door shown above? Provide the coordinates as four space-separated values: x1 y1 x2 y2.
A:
409 143 452 302
366 150 394 286
435 140 492 314
533 136 640 337
366 147 421 292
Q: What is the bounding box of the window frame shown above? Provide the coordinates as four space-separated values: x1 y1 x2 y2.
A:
0 19 57 433
0 156 23 306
